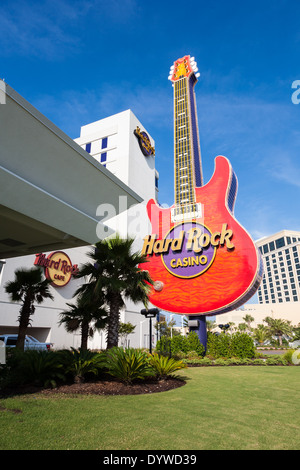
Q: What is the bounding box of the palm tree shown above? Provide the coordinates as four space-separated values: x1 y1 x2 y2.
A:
59 296 108 350
75 234 153 349
4 267 54 351
253 324 270 346
243 314 254 333
263 317 293 346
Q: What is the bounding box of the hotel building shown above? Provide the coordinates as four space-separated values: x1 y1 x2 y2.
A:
256 230 300 305
0 87 158 350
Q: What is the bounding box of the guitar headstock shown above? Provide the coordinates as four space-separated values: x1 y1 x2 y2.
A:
168 55 200 82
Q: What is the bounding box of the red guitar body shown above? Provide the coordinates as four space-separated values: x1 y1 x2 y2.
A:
140 156 263 315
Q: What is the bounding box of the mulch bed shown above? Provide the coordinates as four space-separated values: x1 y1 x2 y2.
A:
1 377 186 398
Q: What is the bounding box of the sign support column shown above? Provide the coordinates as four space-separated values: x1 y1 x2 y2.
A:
188 316 207 353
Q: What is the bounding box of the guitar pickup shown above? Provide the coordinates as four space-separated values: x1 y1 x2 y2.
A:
171 203 202 223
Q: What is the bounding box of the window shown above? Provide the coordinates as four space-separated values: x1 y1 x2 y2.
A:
276 237 285 249
287 237 291 245
155 176 159 189
263 244 269 254
293 296 298 301
85 142 91 153
101 152 107 163
102 137 108 149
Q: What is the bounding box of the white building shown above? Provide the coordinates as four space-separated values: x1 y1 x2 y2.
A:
0 109 159 350
256 230 300 304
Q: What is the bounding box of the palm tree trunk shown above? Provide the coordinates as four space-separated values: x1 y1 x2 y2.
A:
16 295 32 351
106 294 121 349
81 320 89 350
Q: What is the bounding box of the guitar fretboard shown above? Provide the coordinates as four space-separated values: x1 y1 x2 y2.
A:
173 75 203 221
174 77 195 207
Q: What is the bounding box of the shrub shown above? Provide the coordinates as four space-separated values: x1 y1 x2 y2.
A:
265 355 287 366
207 332 231 358
156 332 205 357
230 332 256 358
283 349 300 365
11 350 65 388
58 348 104 383
149 353 187 379
103 347 154 384
207 331 255 359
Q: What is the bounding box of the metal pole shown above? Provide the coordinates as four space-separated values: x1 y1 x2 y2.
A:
149 317 152 354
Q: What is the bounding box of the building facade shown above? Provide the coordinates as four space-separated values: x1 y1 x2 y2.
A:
0 110 159 350
256 230 300 305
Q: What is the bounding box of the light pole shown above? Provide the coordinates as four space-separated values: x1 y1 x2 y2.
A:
141 308 160 354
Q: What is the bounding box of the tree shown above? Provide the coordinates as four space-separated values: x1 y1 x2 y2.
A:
155 318 177 338
243 314 254 333
5 267 54 351
119 322 136 347
75 234 153 349
263 317 293 346
253 324 270 346
59 296 108 350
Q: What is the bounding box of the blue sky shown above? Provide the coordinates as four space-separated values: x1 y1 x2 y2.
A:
1 0 300 245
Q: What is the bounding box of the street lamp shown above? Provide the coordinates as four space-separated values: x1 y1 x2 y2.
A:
140 308 159 354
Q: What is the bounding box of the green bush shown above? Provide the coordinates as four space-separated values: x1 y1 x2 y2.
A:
149 353 187 379
283 349 300 365
156 332 205 357
207 332 255 359
2 350 66 388
230 332 256 358
103 347 154 384
58 348 105 383
207 332 231 358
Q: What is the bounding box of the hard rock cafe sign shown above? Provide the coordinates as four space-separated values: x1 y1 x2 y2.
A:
134 126 155 157
34 251 79 287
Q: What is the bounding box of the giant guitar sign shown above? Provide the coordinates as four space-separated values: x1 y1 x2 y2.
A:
139 56 263 316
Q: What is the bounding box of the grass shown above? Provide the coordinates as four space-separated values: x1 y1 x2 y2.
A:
0 366 299 450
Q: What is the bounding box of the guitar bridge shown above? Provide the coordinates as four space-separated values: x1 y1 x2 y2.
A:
171 203 202 223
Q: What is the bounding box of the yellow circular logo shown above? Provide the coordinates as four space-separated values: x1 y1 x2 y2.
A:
34 251 79 287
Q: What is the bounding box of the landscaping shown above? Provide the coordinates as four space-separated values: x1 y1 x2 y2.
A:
0 366 299 450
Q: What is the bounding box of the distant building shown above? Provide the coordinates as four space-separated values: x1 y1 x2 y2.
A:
256 230 300 304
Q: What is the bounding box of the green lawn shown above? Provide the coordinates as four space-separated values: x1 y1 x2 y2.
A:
0 366 299 450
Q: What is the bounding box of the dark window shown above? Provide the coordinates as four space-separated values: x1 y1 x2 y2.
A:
287 237 291 245
293 296 298 301
102 137 108 149
269 241 275 251
275 237 285 249
101 152 107 163
6 337 17 346
263 244 269 254
85 143 91 153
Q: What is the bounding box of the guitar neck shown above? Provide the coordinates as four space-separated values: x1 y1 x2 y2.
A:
174 75 203 210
